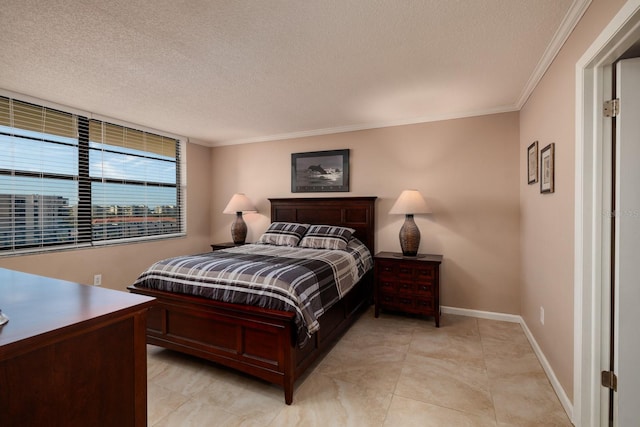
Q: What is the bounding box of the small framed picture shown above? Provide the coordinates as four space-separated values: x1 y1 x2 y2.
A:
540 143 555 193
291 149 349 193
527 141 538 184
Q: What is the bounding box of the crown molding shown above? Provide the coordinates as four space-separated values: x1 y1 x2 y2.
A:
516 0 592 108
210 105 519 147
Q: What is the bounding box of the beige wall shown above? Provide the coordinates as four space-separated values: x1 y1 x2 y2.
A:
0 142 212 290
211 112 521 314
519 0 627 401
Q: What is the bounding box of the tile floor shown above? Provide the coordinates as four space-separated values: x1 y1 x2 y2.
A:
147 308 572 426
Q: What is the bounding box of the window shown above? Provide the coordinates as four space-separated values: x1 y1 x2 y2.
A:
0 95 183 254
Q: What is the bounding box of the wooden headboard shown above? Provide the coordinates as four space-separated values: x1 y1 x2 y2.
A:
269 197 377 255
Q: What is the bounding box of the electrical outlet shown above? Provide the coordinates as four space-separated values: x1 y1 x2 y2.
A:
540 306 545 325
93 274 102 286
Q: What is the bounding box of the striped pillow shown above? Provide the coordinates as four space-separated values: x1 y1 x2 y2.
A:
298 225 355 250
256 222 310 247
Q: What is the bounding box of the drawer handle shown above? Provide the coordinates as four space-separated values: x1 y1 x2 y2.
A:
400 284 410 289
419 285 429 291
382 266 393 272
399 298 412 305
399 268 411 274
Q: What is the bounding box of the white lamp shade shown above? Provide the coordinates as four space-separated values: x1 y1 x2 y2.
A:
223 193 257 214
389 190 431 214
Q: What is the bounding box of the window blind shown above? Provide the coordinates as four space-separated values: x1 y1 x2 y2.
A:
89 120 181 242
0 95 183 254
0 96 80 251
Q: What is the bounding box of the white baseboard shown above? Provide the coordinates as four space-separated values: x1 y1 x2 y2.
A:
519 320 574 422
441 305 521 323
441 306 574 422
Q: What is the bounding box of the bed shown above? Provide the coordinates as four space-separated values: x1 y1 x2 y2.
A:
127 197 376 404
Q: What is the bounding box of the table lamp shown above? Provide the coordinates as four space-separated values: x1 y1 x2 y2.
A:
223 193 257 244
389 189 431 256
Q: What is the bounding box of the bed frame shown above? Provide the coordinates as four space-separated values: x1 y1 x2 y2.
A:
128 197 376 404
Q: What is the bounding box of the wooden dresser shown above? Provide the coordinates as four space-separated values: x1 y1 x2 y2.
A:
374 252 443 327
0 268 154 427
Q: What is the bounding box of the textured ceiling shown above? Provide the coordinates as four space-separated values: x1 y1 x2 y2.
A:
0 0 582 146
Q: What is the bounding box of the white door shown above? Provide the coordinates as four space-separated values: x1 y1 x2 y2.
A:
613 57 640 426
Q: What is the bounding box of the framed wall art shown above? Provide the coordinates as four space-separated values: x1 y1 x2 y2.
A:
291 149 349 193
527 140 538 184
540 143 555 193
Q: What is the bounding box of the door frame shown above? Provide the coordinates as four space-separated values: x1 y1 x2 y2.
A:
575 1 640 425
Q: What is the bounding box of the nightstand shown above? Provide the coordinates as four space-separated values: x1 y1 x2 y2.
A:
210 242 246 251
374 251 443 327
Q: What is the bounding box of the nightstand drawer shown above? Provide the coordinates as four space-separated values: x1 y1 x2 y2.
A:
378 294 413 311
376 260 415 279
378 292 397 307
415 283 433 296
396 281 413 295
415 266 435 281
396 264 414 280
378 279 397 294
415 297 434 311
377 260 435 281
377 261 395 276
378 280 431 297
378 295 434 314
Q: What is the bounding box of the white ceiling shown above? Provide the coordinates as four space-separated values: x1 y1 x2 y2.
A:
0 0 584 147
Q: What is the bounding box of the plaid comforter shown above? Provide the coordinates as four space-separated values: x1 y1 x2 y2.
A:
133 238 373 346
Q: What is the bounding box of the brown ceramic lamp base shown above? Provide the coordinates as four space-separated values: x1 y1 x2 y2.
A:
230 212 247 244
399 214 420 256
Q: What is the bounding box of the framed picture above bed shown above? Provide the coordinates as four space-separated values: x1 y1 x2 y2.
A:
291 149 349 193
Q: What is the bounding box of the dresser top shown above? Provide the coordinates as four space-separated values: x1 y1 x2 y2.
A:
0 268 154 351
375 252 443 263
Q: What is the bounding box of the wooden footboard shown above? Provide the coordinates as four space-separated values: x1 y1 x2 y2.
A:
130 196 377 404
128 271 372 404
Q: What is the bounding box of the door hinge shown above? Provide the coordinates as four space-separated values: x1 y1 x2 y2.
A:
604 99 620 117
601 370 618 391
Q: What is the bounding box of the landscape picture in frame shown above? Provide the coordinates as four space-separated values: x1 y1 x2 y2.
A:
291 149 349 193
540 143 555 193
